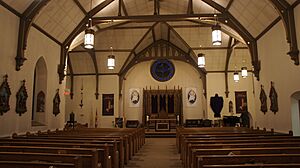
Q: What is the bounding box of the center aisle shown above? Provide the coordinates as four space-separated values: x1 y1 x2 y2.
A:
125 138 182 168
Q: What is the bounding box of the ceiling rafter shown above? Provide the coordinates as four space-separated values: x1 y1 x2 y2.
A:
187 0 194 14
269 0 299 65
58 0 115 83
256 16 281 41
119 22 159 76
67 53 74 99
93 13 222 23
201 0 260 80
121 0 128 16
81 45 100 99
70 49 131 53
73 0 102 37
225 0 234 11
0 0 21 17
15 0 50 71
224 38 240 97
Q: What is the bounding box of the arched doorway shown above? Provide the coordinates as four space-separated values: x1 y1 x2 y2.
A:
291 91 300 136
32 57 47 126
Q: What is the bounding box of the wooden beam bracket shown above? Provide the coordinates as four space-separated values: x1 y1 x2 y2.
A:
269 0 299 65
15 0 50 71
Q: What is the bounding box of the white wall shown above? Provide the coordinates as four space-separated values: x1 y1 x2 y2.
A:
254 5 300 133
123 60 204 123
65 75 119 128
0 6 65 137
206 72 255 122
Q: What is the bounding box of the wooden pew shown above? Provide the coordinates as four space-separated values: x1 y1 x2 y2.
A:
0 146 111 168
197 154 300 168
202 163 300 168
0 160 82 168
191 147 300 168
185 141 300 168
0 152 87 168
4 138 121 168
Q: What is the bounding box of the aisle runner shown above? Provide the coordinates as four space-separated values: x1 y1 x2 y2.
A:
125 138 182 168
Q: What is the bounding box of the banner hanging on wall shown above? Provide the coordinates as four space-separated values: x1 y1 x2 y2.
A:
129 88 140 107
186 88 197 106
102 94 114 116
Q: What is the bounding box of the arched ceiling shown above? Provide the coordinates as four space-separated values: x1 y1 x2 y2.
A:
2 0 299 77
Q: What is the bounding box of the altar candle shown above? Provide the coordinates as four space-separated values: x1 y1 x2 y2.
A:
146 115 149 122
177 115 179 121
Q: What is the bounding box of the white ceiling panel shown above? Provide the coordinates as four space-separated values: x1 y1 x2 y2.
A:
286 0 297 5
204 50 227 71
94 0 118 17
194 0 220 13
69 52 95 74
2 0 34 13
214 0 231 8
228 48 252 71
77 0 106 12
94 28 148 49
174 27 230 48
34 0 85 42
160 0 188 14
125 0 153 15
96 52 130 73
229 0 278 37
135 31 153 54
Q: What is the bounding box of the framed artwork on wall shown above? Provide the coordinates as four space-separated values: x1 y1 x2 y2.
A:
102 94 114 116
129 88 140 107
235 91 248 114
186 88 197 106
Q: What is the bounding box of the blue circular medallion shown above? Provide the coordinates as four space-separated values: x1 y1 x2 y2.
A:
151 59 175 82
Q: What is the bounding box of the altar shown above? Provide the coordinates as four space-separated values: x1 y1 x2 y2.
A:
147 118 177 131
143 87 183 132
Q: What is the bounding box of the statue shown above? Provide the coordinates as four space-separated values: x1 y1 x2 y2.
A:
16 80 28 116
53 89 60 116
0 75 11 115
260 85 267 114
240 111 250 128
229 101 233 115
210 94 224 118
269 81 278 114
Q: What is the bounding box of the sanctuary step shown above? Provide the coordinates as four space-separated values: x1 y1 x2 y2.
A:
145 130 176 138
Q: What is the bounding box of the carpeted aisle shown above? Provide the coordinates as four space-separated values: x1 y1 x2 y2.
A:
125 138 182 168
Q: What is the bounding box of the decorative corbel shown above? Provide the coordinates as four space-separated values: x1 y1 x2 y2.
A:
269 0 299 65
15 0 50 71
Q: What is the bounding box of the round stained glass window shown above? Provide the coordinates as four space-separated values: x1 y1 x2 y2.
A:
150 59 175 82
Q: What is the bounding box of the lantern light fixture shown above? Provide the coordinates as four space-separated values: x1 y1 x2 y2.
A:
233 72 239 82
107 47 115 70
198 53 205 68
241 67 248 78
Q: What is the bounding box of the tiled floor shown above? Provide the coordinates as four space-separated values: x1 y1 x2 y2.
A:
125 138 182 168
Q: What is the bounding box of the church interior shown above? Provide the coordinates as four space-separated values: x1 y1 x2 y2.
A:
0 0 300 167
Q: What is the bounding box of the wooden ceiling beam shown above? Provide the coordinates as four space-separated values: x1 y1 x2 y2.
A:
58 0 115 83
269 0 299 65
15 0 50 71
121 0 128 16
83 45 100 99
202 0 260 80
187 0 194 14
67 53 75 99
93 13 222 23
69 49 131 53
225 0 234 11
